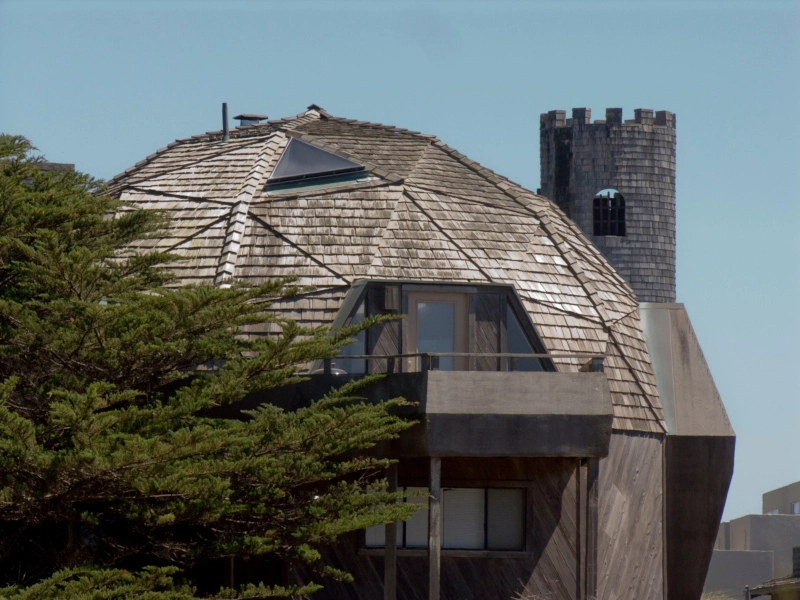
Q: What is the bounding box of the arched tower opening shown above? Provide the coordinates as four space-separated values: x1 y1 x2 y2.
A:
593 189 626 237
539 107 676 303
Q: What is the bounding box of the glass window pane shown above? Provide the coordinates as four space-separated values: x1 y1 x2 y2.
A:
417 302 455 371
507 305 543 372
365 522 385 547
336 300 366 374
404 487 429 548
487 489 525 550
443 488 485 549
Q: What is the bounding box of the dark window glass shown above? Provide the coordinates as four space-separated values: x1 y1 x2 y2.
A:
592 190 626 236
507 304 544 372
268 138 364 185
365 487 525 551
417 302 455 371
335 300 366 374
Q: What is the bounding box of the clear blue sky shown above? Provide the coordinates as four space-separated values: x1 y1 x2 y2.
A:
1 0 798 521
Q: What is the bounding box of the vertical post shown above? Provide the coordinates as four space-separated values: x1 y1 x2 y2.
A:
428 457 442 600
576 459 583 600
222 102 230 142
384 464 397 600
585 458 599 599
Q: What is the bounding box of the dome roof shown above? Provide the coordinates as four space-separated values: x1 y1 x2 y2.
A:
109 106 664 434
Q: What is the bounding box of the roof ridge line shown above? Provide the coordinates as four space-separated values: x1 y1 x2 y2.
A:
404 184 538 218
401 191 494 284
428 139 531 199
253 178 402 204
305 114 439 141
418 139 632 295
214 140 275 285
515 291 607 327
247 213 352 286
123 186 236 205
604 304 641 328
160 213 231 255
532 214 612 324
607 330 666 432
540 204 636 293
524 203 637 305
105 135 270 194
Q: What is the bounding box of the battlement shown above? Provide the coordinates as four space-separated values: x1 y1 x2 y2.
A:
539 104 677 303
540 108 676 129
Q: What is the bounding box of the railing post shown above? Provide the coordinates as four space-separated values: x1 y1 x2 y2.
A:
428 457 442 600
323 358 332 376
387 357 395 374
430 355 439 371
421 354 430 372
384 464 397 600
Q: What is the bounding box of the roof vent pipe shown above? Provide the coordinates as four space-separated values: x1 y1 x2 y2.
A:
222 103 229 142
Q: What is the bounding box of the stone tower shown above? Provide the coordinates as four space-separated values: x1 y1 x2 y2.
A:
539 107 676 303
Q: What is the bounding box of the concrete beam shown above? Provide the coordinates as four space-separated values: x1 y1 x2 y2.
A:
234 371 613 458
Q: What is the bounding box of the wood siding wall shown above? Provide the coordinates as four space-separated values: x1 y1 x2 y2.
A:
471 293 502 372
290 457 580 600
597 432 664 600
367 287 401 373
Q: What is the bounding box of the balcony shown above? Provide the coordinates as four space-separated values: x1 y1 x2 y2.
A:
240 352 613 459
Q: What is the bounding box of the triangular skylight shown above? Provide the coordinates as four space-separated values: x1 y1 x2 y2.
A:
268 138 365 185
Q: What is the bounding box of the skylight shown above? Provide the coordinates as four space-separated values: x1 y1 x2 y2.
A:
267 138 365 186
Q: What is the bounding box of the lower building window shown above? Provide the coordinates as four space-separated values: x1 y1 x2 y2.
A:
365 487 525 551
792 501 800 514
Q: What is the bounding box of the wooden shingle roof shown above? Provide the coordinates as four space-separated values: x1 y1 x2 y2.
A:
109 106 665 434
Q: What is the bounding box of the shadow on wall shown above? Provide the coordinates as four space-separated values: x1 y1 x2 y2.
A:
292 457 577 600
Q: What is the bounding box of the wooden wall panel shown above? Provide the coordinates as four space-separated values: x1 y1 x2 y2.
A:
472 293 502 371
597 432 664 600
291 457 580 600
665 435 734 600
367 287 401 373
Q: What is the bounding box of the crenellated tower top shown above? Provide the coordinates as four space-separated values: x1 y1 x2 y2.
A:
539 107 677 303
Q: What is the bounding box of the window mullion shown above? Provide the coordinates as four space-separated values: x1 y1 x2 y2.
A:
484 488 489 550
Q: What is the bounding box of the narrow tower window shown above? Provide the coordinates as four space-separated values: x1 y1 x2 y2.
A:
593 189 626 236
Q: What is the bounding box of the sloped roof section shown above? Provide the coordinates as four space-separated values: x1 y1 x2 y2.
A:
109 105 665 434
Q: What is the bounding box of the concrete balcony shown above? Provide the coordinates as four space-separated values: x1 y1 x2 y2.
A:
239 353 613 459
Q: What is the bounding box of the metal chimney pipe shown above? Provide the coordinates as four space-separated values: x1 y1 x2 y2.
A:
222 103 229 142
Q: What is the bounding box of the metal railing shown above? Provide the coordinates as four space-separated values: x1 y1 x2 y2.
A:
316 352 605 375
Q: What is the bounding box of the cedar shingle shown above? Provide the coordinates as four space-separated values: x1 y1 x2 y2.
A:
111 106 665 434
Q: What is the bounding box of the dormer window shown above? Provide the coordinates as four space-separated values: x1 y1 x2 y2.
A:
266 138 366 189
328 283 554 375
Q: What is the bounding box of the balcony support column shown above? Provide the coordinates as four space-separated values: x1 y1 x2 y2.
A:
585 457 599 599
384 463 397 600
428 457 442 600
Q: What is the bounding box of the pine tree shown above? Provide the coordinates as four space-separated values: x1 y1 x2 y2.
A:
0 136 417 598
